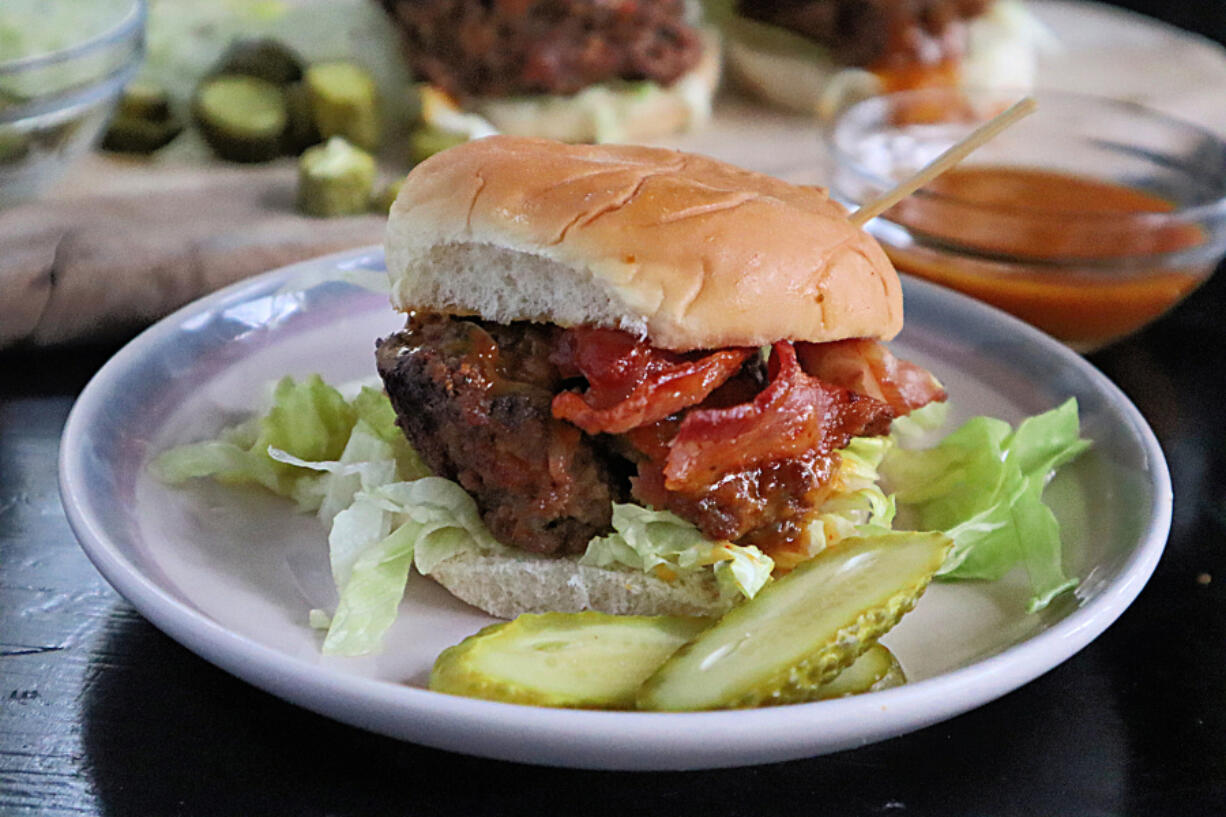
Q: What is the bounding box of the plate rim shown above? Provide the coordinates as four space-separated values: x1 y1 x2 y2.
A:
59 246 1172 770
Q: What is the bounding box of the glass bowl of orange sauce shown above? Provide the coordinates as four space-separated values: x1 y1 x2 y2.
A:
826 88 1226 352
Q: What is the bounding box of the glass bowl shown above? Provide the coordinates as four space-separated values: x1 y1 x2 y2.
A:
0 0 145 207
825 87 1226 352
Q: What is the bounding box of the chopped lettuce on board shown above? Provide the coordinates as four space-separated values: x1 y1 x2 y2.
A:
154 376 1090 655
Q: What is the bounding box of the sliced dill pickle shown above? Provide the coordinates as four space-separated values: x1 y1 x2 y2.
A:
637 532 950 711
117 81 173 121
812 643 905 700
194 75 287 163
430 612 710 709
102 82 182 153
305 61 380 152
210 37 305 86
282 81 321 155
101 115 183 153
408 125 466 165
297 136 376 217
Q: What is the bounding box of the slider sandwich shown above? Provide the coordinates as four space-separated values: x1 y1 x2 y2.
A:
377 0 721 143
375 135 946 618
712 0 1051 116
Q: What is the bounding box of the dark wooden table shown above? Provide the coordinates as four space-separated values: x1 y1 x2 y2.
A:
8 272 1226 817
5 5 1226 814
6 252 1226 817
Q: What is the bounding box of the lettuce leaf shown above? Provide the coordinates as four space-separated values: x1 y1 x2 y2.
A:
322 517 420 655
349 385 431 481
881 398 1090 611
152 377 442 655
318 477 517 655
151 375 357 511
269 420 396 525
268 435 503 655
888 399 949 447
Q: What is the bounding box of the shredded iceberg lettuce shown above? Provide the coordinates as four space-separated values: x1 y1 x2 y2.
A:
151 375 357 510
269 448 505 654
154 374 1090 656
313 475 515 655
155 378 436 655
312 477 512 655
804 436 897 558
581 504 774 600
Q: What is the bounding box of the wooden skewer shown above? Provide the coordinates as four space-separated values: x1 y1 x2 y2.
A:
848 96 1038 228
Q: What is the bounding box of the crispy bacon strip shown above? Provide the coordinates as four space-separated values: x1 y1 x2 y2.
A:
796 338 946 416
551 327 753 435
663 342 894 493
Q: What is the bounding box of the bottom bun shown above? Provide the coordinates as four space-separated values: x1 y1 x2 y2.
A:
469 30 721 144
423 550 736 620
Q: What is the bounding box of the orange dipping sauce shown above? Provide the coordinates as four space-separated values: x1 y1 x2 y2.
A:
882 166 1208 350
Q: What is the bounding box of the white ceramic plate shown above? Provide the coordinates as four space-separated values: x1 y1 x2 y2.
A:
60 248 1170 770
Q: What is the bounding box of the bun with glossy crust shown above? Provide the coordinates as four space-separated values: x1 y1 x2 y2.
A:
385 135 902 352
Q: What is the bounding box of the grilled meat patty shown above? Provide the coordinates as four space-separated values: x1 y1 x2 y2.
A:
376 314 620 556
376 314 897 559
378 0 704 98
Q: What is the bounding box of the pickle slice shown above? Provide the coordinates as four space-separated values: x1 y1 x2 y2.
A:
637 532 950 711
102 82 182 154
101 115 182 154
117 81 173 121
305 61 380 152
297 136 376 217
430 612 710 709
210 37 305 86
408 125 467 165
812 644 905 700
283 81 321 155
194 75 287 163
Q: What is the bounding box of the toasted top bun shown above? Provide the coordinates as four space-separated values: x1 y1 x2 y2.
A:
386 136 901 351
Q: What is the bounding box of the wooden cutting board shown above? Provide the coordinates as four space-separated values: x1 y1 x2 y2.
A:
0 96 831 350
0 155 388 348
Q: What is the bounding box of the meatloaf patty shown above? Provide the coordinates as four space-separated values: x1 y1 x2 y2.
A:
377 314 895 560
378 0 704 98
376 313 620 555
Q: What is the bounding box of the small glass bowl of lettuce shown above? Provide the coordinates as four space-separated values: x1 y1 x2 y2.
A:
0 0 144 207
